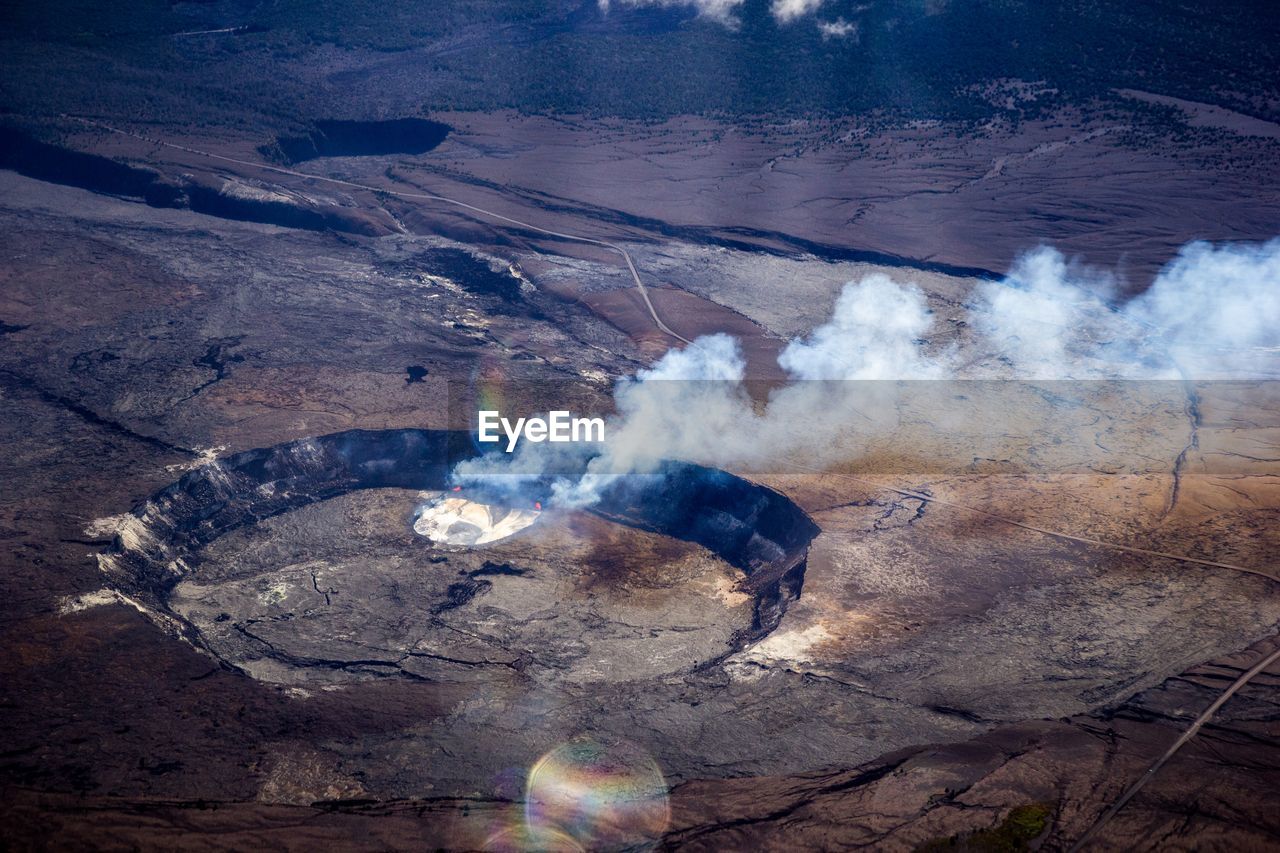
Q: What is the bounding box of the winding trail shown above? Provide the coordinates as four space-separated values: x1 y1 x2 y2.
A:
172 26 251 37
65 116 692 345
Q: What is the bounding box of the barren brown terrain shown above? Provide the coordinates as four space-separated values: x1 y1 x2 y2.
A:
2 2 1279 849
1 156 1278 848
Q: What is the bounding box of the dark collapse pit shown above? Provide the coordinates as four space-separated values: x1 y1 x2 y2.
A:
99 429 819 684
266 118 452 164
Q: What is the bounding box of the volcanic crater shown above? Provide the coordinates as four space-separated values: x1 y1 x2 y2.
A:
95 429 819 686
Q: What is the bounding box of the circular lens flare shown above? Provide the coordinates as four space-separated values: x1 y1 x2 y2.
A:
524 736 670 852
484 824 584 853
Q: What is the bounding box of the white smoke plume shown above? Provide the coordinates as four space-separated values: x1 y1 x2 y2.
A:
970 246 1120 378
817 17 859 39
772 0 826 23
973 239 1280 379
598 0 838 25
1128 240 1280 377
456 238 1280 507
597 0 746 24
779 273 947 379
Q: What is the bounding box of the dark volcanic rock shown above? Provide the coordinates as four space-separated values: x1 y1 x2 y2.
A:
268 119 451 164
0 125 388 235
386 247 534 314
5 636 1277 850
0 125 161 197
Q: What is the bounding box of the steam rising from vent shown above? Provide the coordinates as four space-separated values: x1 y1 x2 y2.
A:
455 238 1280 508
779 274 947 380
974 240 1280 378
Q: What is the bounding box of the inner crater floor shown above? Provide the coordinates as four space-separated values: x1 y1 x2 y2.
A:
170 489 756 686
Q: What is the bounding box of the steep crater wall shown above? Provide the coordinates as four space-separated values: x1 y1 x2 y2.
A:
98 429 819 684
0 125 388 235
265 118 451 164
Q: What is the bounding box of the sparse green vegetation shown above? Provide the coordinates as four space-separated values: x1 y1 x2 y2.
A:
916 802 1053 852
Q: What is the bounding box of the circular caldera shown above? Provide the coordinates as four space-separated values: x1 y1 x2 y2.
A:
98 430 819 687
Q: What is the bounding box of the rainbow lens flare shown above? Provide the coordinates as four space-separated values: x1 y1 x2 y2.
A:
522 736 670 851
483 823 585 853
